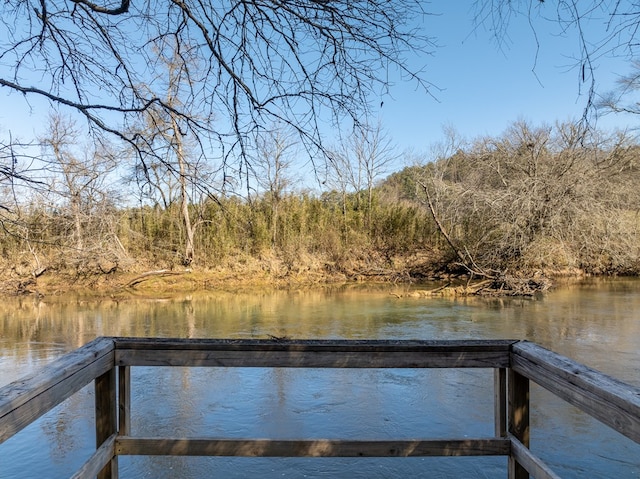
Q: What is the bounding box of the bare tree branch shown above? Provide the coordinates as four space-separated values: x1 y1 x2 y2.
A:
0 0 434 175
69 0 130 16
473 1 640 125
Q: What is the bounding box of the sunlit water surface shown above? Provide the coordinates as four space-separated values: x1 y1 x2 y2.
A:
0 279 639 478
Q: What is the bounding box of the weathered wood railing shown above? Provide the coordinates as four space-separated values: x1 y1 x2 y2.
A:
0 338 638 478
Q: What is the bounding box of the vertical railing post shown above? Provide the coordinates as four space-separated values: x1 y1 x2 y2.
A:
494 368 507 437
508 368 530 479
118 366 131 436
95 367 118 479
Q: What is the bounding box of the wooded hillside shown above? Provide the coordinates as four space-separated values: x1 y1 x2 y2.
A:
1 120 639 295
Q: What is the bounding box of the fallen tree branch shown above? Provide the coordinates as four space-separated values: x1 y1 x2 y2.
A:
418 180 495 279
126 269 187 288
418 180 467 265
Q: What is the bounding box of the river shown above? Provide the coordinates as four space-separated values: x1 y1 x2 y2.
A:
0 279 639 478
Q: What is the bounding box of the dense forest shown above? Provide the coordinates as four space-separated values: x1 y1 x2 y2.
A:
1 117 639 295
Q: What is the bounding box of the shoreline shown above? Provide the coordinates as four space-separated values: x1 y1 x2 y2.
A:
0 263 605 299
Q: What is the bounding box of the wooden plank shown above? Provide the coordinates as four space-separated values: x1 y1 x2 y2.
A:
115 338 516 368
116 348 510 368
508 368 529 479
95 368 118 479
511 341 640 444
116 437 511 457
0 337 115 417
509 435 562 479
0 338 115 444
113 337 518 352
70 433 117 479
494 368 507 437
118 366 130 436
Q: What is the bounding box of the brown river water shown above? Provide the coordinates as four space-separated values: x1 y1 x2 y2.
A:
0 279 639 478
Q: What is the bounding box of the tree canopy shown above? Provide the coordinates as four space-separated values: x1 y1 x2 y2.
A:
4 1 640 165
0 0 432 169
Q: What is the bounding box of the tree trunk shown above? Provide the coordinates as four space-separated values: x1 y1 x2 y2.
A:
173 116 195 266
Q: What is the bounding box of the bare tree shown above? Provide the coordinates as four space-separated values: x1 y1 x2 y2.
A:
127 40 222 266
0 135 42 213
254 127 298 247
325 122 398 231
41 116 86 250
351 121 398 229
420 119 640 277
39 113 120 254
0 1 433 173
323 145 353 240
599 59 640 118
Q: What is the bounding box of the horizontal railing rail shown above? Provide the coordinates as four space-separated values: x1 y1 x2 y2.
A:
113 337 515 368
511 341 640 444
0 337 638 479
0 337 115 443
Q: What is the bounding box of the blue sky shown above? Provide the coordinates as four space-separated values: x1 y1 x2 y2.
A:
378 2 635 154
1 2 636 160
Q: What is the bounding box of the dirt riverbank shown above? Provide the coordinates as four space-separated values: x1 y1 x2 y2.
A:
0 258 585 299
0 254 439 298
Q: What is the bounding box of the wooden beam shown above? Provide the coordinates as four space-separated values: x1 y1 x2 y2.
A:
118 366 130 436
116 349 511 368
95 368 118 479
114 338 516 369
512 341 640 444
508 368 530 479
494 368 507 437
113 338 518 352
70 433 117 479
0 337 115 444
115 437 511 457
510 435 562 479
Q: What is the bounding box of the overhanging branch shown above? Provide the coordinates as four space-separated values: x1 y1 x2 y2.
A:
70 0 130 15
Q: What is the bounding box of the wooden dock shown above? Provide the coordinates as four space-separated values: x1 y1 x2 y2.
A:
1 338 639 478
